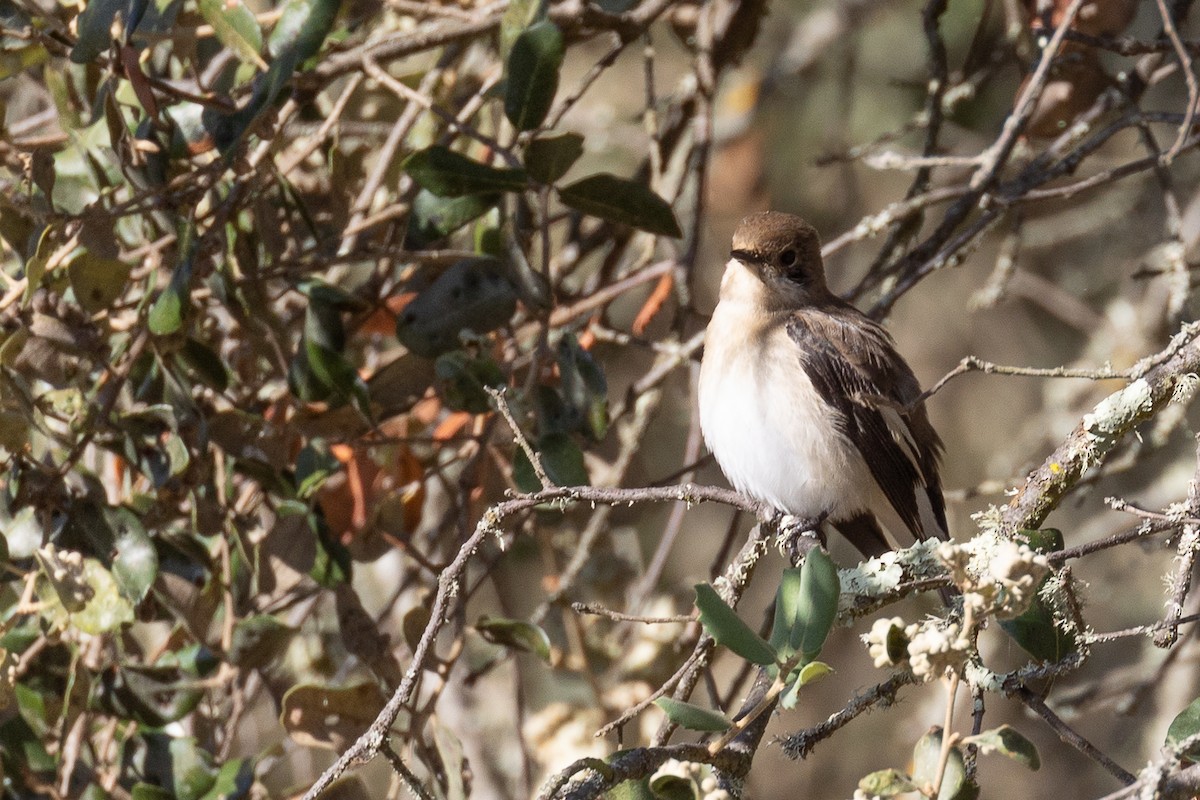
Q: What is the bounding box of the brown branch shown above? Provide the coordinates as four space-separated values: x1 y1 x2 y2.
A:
777 672 921 760
571 603 692 624
1014 687 1136 785
300 483 761 800
1002 322 1200 532
535 743 747 800
913 355 1130 409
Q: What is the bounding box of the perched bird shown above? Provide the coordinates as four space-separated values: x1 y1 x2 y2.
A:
698 211 949 556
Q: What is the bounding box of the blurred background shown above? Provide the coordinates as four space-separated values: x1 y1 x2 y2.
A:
4 0 1200 796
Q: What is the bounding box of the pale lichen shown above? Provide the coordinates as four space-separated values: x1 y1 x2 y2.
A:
838 539 945 614
1081 378 1152 440
1171 372 1199 406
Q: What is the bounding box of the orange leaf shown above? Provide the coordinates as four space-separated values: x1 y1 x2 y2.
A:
432 411 473 442
632 271 674 335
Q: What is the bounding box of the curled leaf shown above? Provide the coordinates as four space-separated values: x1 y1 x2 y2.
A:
475 616 552 662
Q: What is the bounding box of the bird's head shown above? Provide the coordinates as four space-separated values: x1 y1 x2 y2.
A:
728 211 829 307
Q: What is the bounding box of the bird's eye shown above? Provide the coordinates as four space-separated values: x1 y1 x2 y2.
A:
779 249 797 267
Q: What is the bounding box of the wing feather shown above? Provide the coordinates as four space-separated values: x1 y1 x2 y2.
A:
786 310 948 541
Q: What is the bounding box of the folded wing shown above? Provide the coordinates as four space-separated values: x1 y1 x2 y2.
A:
786 309 948 545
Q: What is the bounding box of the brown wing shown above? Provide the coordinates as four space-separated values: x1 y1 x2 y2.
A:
786 308 948 541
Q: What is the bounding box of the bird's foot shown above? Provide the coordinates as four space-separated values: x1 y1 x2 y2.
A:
774 512 828 566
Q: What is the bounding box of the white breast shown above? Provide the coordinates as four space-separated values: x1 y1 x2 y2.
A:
697 264 875 522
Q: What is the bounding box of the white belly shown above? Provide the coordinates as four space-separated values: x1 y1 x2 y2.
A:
698 318 874 522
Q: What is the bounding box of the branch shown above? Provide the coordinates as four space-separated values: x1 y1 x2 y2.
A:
300 483 762 800
534 743 747 800
1002 322 1200 532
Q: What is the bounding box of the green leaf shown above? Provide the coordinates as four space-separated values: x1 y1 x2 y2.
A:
5 505 42 559
961 724 1041 771
504 20 564 131
525 132 584 184
1016 528 1064 554
556 333 608 440
295 439 340 498
199 758 252 800
94 664 204 727
511 446 541 493
912 728 979 800
395 258 517 358
999 531 1075 662
106 507 158 604
304 294 346 351
779 661 833 710
653 697 731 732
647 776 698 800
0 44 49 80
406 190 500 248
22 226 53 303
1168 696 1200 762
499 0 542 57
298 279 367 312
71 0 124 62
769 567 803 654
228 614 295 670
501 221 553 309
536 432 588 486
221 0 339 150
798 659 832 685
37 550 135 634
148 251 194 336
858 768 917 797
0 713 54 772
998 595 1077 663
267 0 340 65
559 173 682 237
512 430 589 490
693 583 776 666
198 0 265 70
790 547 840 660
303 301 370 415
475 616 552 661
403 146 528 197
309 511 351 587
170 737 218 800
606 781 655 800
280 683 387 749
179 338 231 393
68 250 132 312
132 785 175 800
435 351 506 413
288 341 332 403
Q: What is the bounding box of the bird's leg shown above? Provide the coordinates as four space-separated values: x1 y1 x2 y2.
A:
775 511 828 567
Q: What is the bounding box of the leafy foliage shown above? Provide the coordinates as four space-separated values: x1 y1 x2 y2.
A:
0 0 684 792
5 0 1200 795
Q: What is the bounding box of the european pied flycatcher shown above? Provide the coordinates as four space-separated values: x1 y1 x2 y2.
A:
698 212 949 555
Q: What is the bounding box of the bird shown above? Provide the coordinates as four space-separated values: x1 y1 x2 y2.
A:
698 211 949 557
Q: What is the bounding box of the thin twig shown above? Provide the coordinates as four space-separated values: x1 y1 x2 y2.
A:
571 603 692 624
1014 687 1137 785
1155 434 1200 647
488 387 553 490
1154 0 1199 162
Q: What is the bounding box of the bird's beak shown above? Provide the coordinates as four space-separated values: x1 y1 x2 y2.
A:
730 248 759 265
